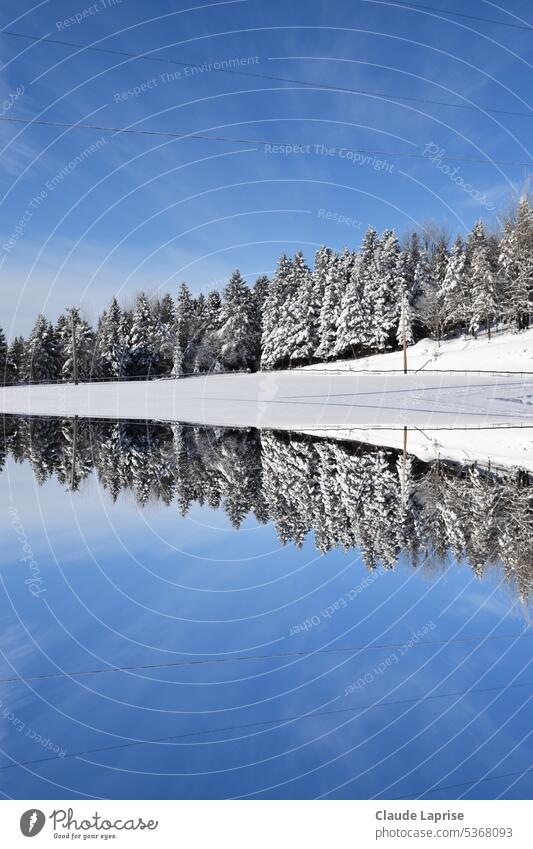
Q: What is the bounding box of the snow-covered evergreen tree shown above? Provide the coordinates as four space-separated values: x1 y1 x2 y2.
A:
315 248 342 360
206 290 223 329
218 269 256 370
335 229 377 357
282 251 322 364
22 315 59 382
415 249 444 341
130 292 157 376
461 220 494 337
499 197 532 331
57 307 96 381
98 297 130 378
406 231 422 301
396 251 414 350
252 274 269 331
513 196 532 331
0 327 7 385
195 293 208 335
470 242 497 338
466 219 487 261
442 235 466 334
6 336 25 384
369 229 400 353
360 228 383 354
498 219 517 326
174 283 197 371
171 340 185 377
432 237 449 290
195 331 222 372
261 253 292 369
251 275 269 368
334 250 364 358
153 293 176 375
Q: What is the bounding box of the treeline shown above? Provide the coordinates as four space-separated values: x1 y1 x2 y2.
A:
1 197 531 383
1 416 531 600
0 273 266 383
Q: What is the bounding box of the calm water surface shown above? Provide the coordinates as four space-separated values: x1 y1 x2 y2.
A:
0 416 531 799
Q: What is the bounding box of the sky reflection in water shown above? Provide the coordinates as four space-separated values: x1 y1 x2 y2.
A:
0 416 531 800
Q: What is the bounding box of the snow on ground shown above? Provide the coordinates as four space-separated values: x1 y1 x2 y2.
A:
302 425 533 473
303 327 533 374
1 371 531 429
1 369 532 471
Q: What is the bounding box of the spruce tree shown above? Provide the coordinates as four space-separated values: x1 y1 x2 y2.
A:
315 249 342 360
498 219 518 328
206 290 223 330
261 253 292 369
335 249 367 358
312 244 334 360
194 290 223 372
396 251 414 351
175 283 197 371
23 315 59 382
98 297 130 378
500 196 533 331
0 328 7 385
471 243 497 339
465 220 493 338
283 251 322 364
171 340 185 377
130 292 157 376
335 227 378 357
359 228 381 353
442 235 466 334
369 229 400 353
432 237 449 290
6 336 25 383
153 293 176 375
514 196 533 330
194 293 208 338
252 275 269 366
57 307 96 381
406 231 422 301
416 249 444 341
219 269 255 370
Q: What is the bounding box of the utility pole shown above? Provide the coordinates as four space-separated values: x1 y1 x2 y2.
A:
71 312 78 385
400 293 408 374
70 415 78 490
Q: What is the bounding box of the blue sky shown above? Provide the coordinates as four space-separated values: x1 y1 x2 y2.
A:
1 0 532 336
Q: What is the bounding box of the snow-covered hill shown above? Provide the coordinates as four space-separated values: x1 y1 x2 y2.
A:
304 328 533 374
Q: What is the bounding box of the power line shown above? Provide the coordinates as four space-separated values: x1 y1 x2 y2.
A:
392 766 533 798
363 0 533 32
1 632 531 684
2 28 533 119
1 680 531 771
0 114 531 167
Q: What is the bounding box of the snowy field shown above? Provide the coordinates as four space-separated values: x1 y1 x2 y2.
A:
302 424 533 473
304 327 533 374
2 329 532 471
1 370 531 428
1 367 532 471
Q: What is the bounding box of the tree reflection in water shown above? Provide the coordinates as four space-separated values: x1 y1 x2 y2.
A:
1 415 531 602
